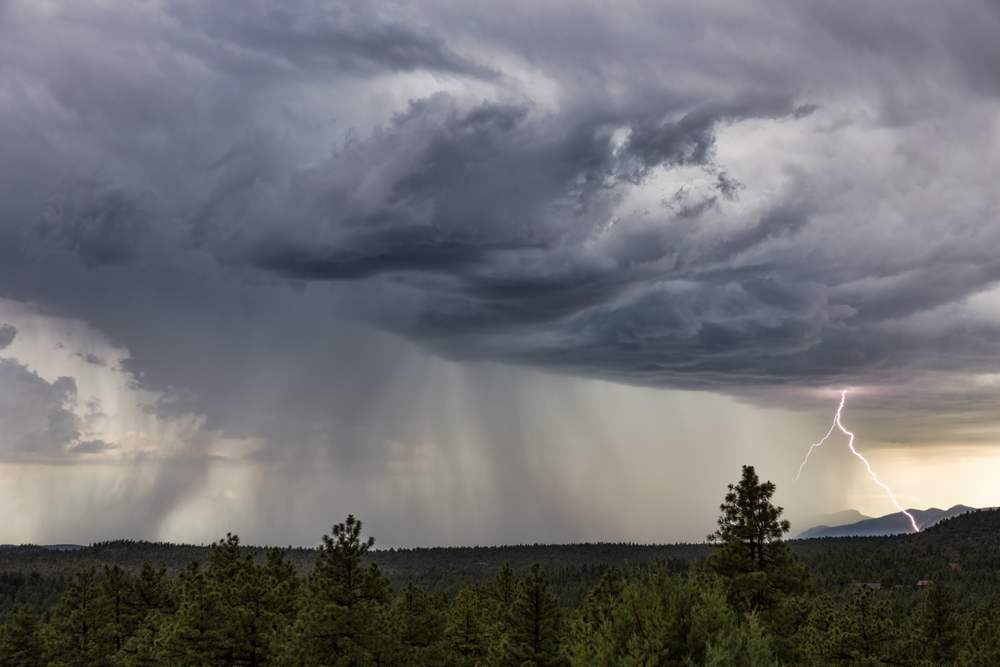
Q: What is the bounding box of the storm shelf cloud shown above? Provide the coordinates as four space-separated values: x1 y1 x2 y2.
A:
1 0 1000 546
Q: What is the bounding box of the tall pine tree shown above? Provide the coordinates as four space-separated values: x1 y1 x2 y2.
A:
0 604 44 667
153 533 298 666
496 563 566 667
446 584 488 666
278 515 392 667
42 567 115 667
707 466 809 609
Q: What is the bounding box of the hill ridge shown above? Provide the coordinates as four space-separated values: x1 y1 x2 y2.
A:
795 504 975 539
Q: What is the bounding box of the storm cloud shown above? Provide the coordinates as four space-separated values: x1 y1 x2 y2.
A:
4 0 998 387
0 358 79 460
2 0 1000 544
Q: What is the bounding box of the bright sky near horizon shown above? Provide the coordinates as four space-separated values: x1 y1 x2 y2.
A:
3 0 1000 547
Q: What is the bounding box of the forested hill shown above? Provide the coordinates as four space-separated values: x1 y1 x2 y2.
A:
370 542 711 575
366 543 712 599
0 507 997 594
0 540 712 594
0 540 715 612
0 541 319 578
788 507 1000 593
386 506 999 593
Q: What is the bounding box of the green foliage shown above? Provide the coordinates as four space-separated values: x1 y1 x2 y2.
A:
117 563 176 666
496 563 566 667
0 542 705 612
956 614 1000 666
97 565 141 655
42 567 116 667
445 584 488 666
395 582 447 666
12 487 1000 667
280 515 393 667
6 522 723 667
912 573 959 665
164 534 298 666
706 465 809 616
489 560 518 639
366 546 704 605
0 604 44 667
804 587 908 666
0 571 68 622
564 566 779 667
709 465 790 568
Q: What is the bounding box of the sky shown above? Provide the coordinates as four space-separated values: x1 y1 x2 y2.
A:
2 0 1000 547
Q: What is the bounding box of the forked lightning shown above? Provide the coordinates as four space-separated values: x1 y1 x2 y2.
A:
795 390 920 533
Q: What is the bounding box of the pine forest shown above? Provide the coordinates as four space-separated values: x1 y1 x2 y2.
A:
2 466 1000 666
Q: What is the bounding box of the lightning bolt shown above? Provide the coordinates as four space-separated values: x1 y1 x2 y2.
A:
795 390 920 533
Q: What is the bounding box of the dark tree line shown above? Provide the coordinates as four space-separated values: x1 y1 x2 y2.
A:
3 466 1000 665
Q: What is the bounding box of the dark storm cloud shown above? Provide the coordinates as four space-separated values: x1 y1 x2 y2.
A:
3 0 1000 398
23 180 146 268
0 325 14 350
617 95 804 183
236 91 803 342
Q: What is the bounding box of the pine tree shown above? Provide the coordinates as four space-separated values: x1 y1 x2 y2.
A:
99 565 139 655
497 563 566 667
42 567 116 667
809 587 907 666
491 562 517 627
118 563 177 667
709 465 790 570
153 534 298 666
150 560 222 666
563 567 779 667
445 584 488 666
564 569 676 667
278 515 392 667
706 466 809 615
913 573 959 665
702 613 780 667
956 615 1000 667
395 582 447 667
0 604 44 667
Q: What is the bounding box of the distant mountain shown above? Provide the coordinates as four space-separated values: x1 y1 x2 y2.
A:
794 505 976 538
793 510 873 537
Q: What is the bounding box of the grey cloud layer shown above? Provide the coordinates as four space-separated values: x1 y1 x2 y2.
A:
0 326 15 350
0 358 79 460
166 0 500 79
23 179 148 267
2 0 1000 394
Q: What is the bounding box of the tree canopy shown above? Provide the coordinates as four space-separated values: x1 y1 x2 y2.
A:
4 476 1000 666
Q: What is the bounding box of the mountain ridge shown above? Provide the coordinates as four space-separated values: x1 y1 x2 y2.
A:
793 504 975 539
